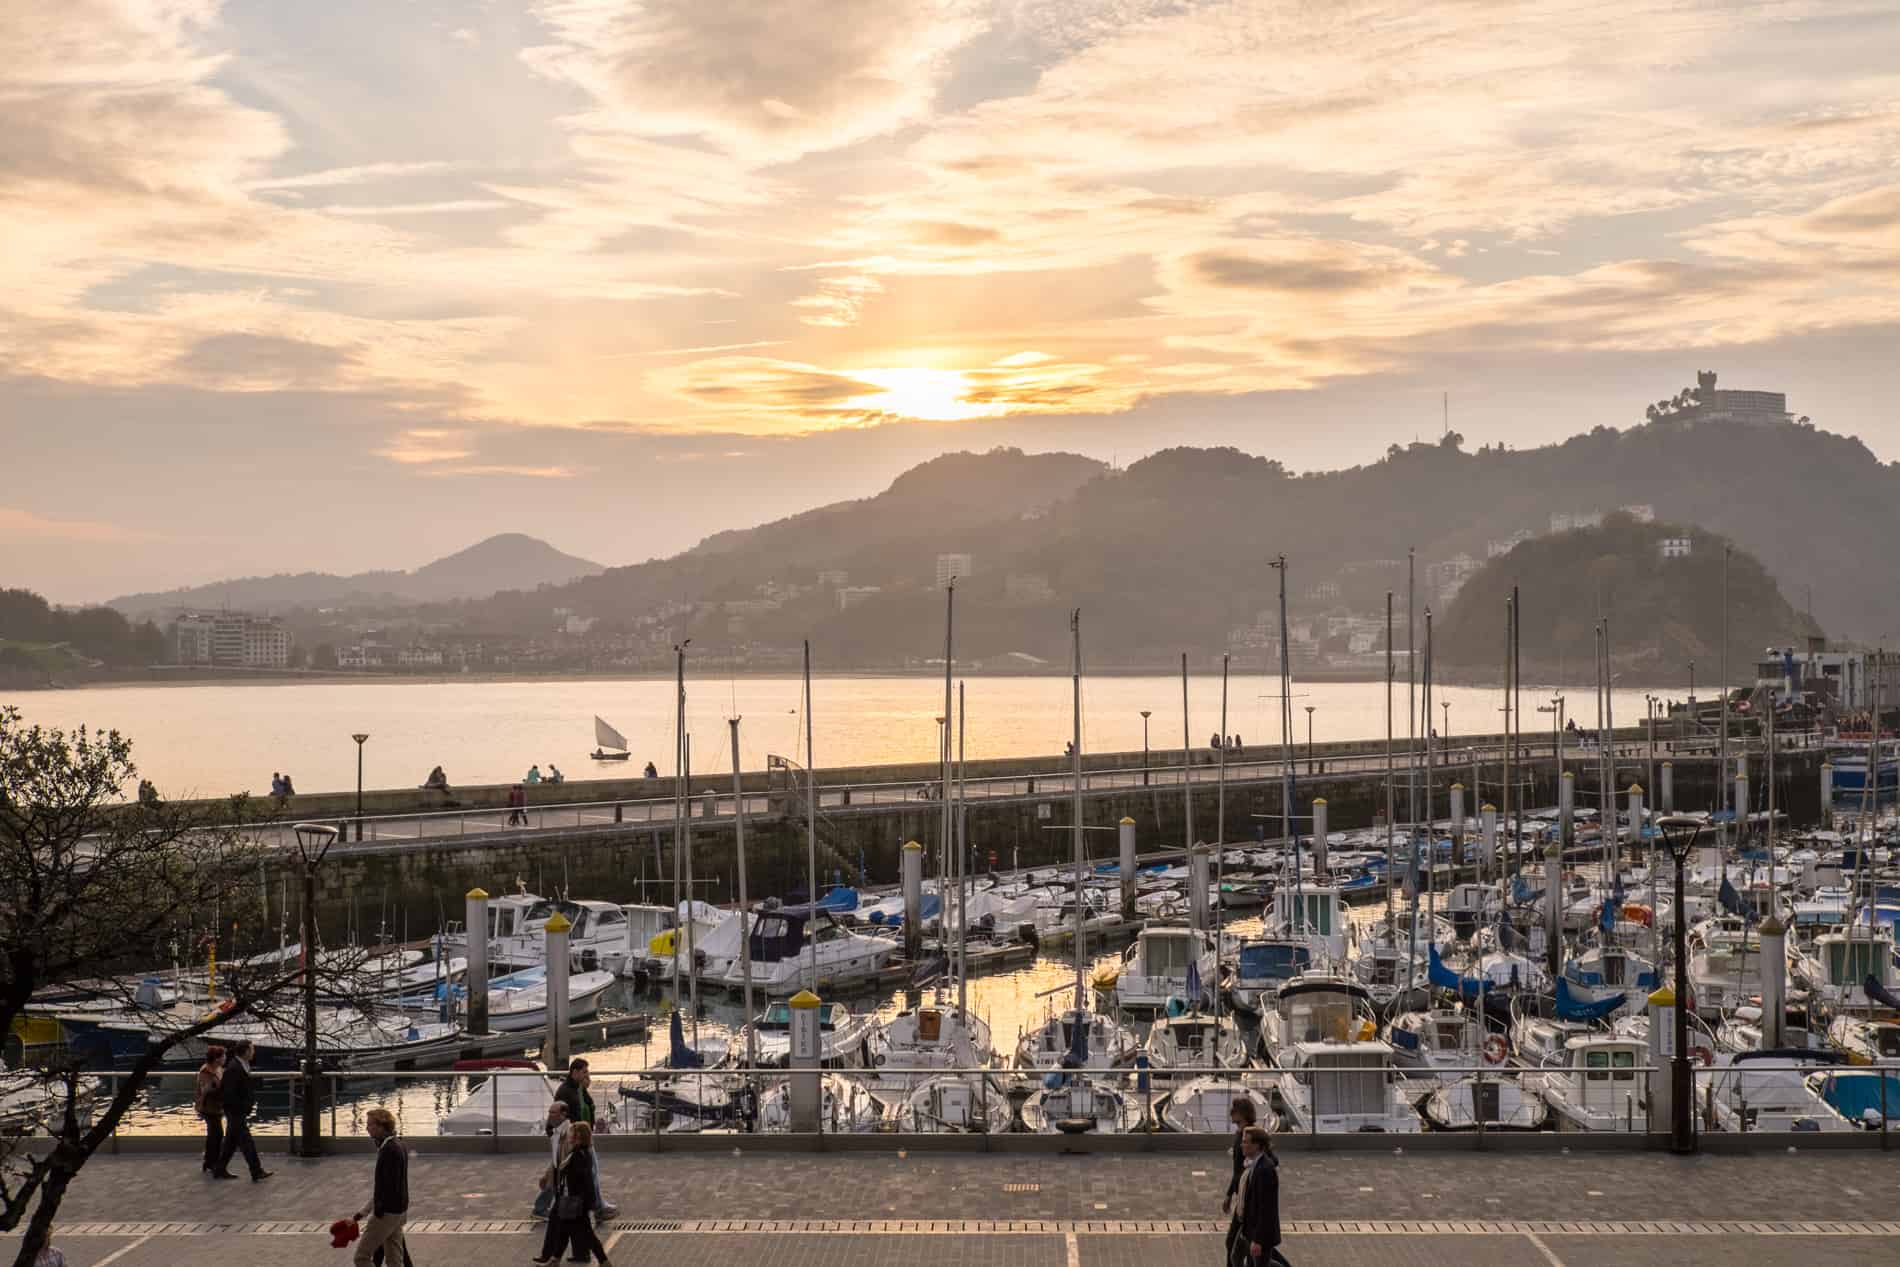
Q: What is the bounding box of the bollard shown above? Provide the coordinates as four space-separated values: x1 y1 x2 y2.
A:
1559 771 1575 850
465 888 490 1035
788 989 822 1133
1312 798 1329 876
1626 784 1644 860
1188 844 1211 932
1645 985 1675 1135
1448 785 1464 866
1820 762 1833 828
1119 817 1138 920
1480 804 1498 869
901 840 924 963
545 911 572 1070
1735 768 1749 834
1758 915 1787 1050
1661 761 1675 814
1544 841 1563 979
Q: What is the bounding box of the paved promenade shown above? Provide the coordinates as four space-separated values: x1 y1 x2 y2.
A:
6 1149 1895 1265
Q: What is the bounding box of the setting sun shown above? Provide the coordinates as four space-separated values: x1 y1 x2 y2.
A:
846 368 991 422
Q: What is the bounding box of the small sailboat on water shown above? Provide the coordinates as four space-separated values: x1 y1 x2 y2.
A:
590 715 631 761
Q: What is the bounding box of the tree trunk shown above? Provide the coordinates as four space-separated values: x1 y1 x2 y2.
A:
10 1139 79 1267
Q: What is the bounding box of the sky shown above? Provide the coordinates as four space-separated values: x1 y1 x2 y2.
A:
5 0 1900 602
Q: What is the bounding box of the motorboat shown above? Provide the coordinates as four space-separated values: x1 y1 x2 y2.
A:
711 904 897 996
1229 940 1317 1015
1259 884 1353 965
1560 943 1659 1015
1705 1050 1854 1133
884 1074 1013 1134
1263 979 1419 1132
0 1071 98 1134
1384 1007 1491 1084
1421 1073 1549 1131
1806 1067 1900 1129
435 1060 559 1136
1144 1011 1249 1081
489 899 638 973
1109 926 1220 1011
397 965 615 1032
1523 1035 1647 1132
1828 1013 1900 1064
747 999 883 1069
1158 1075 1276 1134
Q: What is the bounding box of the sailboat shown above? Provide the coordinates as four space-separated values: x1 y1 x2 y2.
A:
590 715 631 761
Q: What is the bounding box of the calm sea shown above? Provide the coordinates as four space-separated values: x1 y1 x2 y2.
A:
9 675 1666 799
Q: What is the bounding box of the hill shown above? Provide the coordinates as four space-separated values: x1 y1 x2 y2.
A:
1435 516 1820 673
107 533 603 615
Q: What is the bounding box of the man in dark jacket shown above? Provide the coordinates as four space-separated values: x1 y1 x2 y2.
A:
1231 1126 1283 1267
353 1107 409 1267
553 1060 616 1219
211 1040 271 1181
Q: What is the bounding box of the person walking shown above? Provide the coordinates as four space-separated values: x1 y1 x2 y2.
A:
533 1122 612 1266
1221 1098 1257 1261
1230 1125 1285 1267
193 1046 225 1174
532 1100 571 1219
352 1107 408 1267
553 1058 616 1218
211 1040 270 1182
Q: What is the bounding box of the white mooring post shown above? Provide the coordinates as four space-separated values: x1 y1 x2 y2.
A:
465 887 490 1034
1119 817 1138 919
788 989 821 1132
1312 797 1330 876
544 911 572 1069
901 840 924 963
1758 915 1788 1050
1480 803 1498 869
1188 843 1211 932
1661 761 1675 814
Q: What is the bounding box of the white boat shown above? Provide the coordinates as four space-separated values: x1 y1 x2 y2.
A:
1560 943 1659 1015
1705 1051 1856 1133
885 1074 1013 1133
1827 1013 1900 1063
175 1007 466 1071
441 889 545 960
590 714 632 761
1229 939 1318 1015
0 1071 98 1134
756 1073 885 1133
1384 1007 1488 1083
873 1003 992 1077
1019 1073 1146 1134
1524 1035 1647 1132
1795 928 1898 1012
1258 974 1376 1066
1110 926 1220 1011
1422 1073 1549 1131
490 899 638 973
1265 980 1419 1133
398 965 614 1032
1260 884 1353 965
710 904 896 996
1688 924 1768 1014
1014 1006 1140 1072
436 1062 559 1136
1158 1075 1276 1134
1144 1012 1249 1081
746 999 883 1069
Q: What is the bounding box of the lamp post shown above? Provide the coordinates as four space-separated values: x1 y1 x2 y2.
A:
1687 661 1695 713
292 821 339 1156
1659 814 1702 1154
1305 705 1316 775
351 733 368 842
1140 710 1152 787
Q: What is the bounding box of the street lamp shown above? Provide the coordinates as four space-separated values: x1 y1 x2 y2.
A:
1140 710 1152 787
291 821 339 1157
351 733 369 842
1440 700 1450 745
1305 705 1316 775
1658 814 1703 1154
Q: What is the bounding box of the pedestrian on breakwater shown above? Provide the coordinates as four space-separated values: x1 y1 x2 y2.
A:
643 761 658 778
211 1040 270 1182
1230 1125 1286 1267
194 1045 225 1174
352 1107 409 1267
532 1100 571 1220
525 764 543 784
553 1058 616 1219
534 1122 613 1267
548 763 565 784
508 783 528 827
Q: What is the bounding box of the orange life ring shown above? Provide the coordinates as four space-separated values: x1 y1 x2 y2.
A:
1482 1035 1509 1065
1690 1045 1713 1067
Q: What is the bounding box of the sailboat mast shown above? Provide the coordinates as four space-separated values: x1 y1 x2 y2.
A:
1181 652 1193 852
1276 556 1293 853
1502 594 1513 888
1408 548 1417 834
804 640 818 991
1423 607 1435 927
1385 591 1396 924
1070 609 1086 1012
1217 653 1229 851
957 679 969 1017
1603 615 1617 890
671 641 688 1003
684 730 698 1035
941 582 955 915
729 716 758 1067
1513 583 1524 873
1719 544 1731 872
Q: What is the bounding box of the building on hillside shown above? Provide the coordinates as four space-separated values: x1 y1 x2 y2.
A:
173 612 290 668
817 569 849 587
397 646 444 667
1550 511 1605 534
1659 537 1692 559
1487 529 1534 558
836 586 883 611
1005 572 1053 603
1645 371 1793 429
935 553 973 587
1621 504 1656 523
1425 553 1480 604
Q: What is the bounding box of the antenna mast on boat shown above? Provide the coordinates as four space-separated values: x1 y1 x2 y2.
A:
1181 652 1193 852
671 640 689 1006
1070 609 1086 1013
1385 591 1396 926
940 582 955 917
729 715 758 1068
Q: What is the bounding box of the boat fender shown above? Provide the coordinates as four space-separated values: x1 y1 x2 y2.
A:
874 1052 886 1067
1482 1035 1509 1065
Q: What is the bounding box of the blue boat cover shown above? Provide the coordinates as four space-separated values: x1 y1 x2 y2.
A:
1816 1071 1900 1124
816 886 859 912
1553 975 1624 1022
1427 944 1486 999
668 1009 705 1069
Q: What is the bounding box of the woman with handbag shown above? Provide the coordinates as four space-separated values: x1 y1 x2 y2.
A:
193 1046 225 1175
533 1122 612 1266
